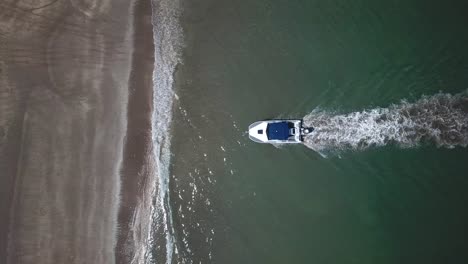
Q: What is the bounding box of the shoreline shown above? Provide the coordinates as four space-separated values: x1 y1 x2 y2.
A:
115 0 155 262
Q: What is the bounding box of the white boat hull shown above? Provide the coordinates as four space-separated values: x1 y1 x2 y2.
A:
248 119 313 144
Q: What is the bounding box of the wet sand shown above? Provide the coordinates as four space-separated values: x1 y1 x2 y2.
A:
114 0 155 263
0 0 153 263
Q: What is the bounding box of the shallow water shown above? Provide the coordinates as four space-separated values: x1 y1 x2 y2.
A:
150 0 468 263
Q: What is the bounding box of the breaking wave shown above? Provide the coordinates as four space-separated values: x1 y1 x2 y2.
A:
129 0 184 264
303 92 468 153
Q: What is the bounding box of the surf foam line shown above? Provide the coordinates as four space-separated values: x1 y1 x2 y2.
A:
303 92 468 153
142 0 184 263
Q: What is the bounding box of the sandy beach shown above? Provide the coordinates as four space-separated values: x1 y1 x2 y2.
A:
115 0 155 262
0 0 154 263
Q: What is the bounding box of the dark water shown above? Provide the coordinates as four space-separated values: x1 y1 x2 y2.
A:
162 0 468 263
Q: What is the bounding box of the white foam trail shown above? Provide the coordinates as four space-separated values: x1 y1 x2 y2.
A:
303 92 468 154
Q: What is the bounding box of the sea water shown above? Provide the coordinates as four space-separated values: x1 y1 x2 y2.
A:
147 0 468 263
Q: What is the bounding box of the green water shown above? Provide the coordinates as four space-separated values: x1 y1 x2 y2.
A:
169 0 468 263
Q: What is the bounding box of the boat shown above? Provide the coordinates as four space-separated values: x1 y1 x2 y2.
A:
248 119 314 144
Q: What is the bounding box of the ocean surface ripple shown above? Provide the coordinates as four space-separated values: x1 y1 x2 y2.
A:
303 92 468 153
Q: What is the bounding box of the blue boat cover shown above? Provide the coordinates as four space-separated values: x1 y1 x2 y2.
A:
267 122 290 140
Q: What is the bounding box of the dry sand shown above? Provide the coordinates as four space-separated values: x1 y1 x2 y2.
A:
0 0 153 263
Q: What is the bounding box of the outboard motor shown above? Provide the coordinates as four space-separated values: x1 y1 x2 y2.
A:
301 127 314 135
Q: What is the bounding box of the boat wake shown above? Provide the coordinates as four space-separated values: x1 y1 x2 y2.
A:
303 92 468 154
